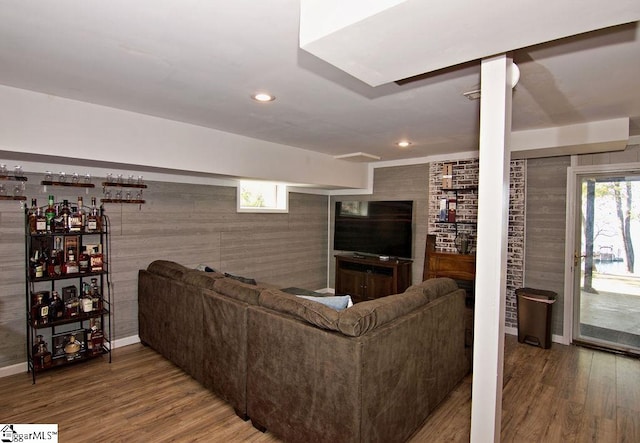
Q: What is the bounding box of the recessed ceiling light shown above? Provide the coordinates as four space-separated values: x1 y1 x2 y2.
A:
251 92 275 102
396 141 412 148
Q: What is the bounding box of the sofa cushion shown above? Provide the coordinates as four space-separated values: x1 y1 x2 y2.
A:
182 269 226 289
337 291 428 337
147 260 190 280
259 289 340 331
406 277 459 303
213 277 261 305
296 295 353 311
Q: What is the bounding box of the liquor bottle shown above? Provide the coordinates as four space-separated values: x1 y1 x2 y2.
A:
64 334 81 360
90 246 103 272
86 197 101 232
52 203 66 233
90 278 102 311
35 205 47 234
65 248 79 274
65 291 80 318
49 291 65 321
33 341 52 370
69 197 84 232
78 247 90 273
44 195 56 232
39 249 49 277
32 334 45 357
47 249 62 277
87 318 104 356
29 249 40 279
28 198 38 233
60 199 71 232
31 293 49 325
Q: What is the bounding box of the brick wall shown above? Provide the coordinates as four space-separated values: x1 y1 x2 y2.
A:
428 158 525 329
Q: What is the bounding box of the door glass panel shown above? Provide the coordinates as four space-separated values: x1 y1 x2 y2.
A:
575 174 640 354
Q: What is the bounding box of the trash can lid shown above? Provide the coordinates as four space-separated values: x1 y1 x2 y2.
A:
515 287 557 300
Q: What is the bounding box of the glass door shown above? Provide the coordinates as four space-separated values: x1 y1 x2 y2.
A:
573 173 640 355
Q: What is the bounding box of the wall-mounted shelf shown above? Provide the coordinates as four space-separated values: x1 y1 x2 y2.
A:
435 221 476 225
441 186 478 193
0 175 28 182
101 182 147 189
41 181 95 188
101 181 146 206
100 199 146 204
0 195 27 201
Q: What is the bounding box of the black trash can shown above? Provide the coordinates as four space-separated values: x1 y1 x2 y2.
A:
516 287 556 349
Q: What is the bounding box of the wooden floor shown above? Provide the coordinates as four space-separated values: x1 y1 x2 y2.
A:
1 335 638 442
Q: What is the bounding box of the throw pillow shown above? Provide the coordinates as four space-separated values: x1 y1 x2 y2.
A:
196 264 217 273
296 295 353 311
224 272 257 286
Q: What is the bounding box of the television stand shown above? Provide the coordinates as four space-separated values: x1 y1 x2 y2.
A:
334 254 412 304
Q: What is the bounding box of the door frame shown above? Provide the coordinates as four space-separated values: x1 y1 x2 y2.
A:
563 161 640 345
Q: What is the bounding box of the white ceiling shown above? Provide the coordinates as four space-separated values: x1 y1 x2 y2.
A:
1 0 639 163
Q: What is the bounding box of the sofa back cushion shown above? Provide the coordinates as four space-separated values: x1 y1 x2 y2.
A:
337 291 428 337
182 269 225 289
405 277 459 303
147 260 190 280
213 277 262 305
259 289 340 331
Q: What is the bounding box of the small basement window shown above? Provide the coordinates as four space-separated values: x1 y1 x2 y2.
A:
237 180 288 213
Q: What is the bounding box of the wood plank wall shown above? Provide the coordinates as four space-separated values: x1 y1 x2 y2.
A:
525 156 571 336
329 164 430 287
524 144 640 338
0 175 328 368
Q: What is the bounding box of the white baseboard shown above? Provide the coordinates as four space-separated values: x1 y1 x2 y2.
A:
0 362 28 378
0 335 141 379
505 326 566 345
113 335 140 348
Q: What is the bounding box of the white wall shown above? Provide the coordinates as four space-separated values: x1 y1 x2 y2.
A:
0 85 369 189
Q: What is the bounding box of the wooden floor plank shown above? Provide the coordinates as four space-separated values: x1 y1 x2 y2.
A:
1 335 638 442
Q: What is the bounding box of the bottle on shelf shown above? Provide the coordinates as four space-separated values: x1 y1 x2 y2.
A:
87 318 104 356
39 249 49 277
51 204 66 233
64 334 81 361
90 277 102 311
68 197 84 232
49 291 65 321
90 246 103 272
44 195 56 232
32 334 45 357
35 206 47 234
78 247 90 273
32 337 52 370
86 197 102 232
65 248 79 274
65 290 80 318
28 199 38 233
31 293 49 326
29 250 42 279
81 291 93 314
59 199 71 232
47 249 62 277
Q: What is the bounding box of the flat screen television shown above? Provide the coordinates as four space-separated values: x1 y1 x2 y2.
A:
333 200 413 259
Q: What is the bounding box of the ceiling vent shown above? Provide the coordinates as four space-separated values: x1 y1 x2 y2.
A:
334 152 381 162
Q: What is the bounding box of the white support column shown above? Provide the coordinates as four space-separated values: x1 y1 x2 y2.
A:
470 54 513 443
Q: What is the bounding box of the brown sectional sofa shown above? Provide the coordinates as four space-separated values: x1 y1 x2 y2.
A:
138 260 468 443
